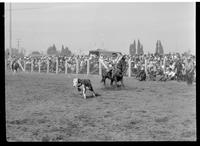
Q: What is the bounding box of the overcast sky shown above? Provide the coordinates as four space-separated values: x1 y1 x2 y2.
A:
5 2 195 55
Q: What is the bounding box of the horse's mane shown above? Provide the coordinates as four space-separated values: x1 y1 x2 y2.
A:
116 58 128 75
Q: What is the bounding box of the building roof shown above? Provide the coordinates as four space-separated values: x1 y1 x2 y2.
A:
90 48 120 54
28 53 44 57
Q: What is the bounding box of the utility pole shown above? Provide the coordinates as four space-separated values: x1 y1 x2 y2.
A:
9 3 12 57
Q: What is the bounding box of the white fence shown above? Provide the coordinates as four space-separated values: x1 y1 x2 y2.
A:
5 57 167 77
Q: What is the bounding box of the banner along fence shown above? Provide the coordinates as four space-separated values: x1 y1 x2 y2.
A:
5 57 167 78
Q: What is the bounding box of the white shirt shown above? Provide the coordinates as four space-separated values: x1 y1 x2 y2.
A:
167 71 175 77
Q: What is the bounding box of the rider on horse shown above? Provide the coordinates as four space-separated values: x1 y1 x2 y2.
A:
100 52 127 86
108 53 126 78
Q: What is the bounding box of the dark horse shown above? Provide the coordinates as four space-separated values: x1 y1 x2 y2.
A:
11 60 20 73
101 55 127 87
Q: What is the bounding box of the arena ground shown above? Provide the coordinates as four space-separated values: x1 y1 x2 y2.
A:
5 72 196 141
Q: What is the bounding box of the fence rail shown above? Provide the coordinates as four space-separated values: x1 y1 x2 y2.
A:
5 57 167 78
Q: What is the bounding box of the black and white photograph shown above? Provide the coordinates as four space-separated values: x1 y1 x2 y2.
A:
4 0 196 141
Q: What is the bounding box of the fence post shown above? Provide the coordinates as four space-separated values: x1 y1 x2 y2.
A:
87 59 90 75
163 57 166 73
99 59 102 76
56 58 58 74
17 60 25 72
128 59 131 77
10 59 12 71
38 60 41 73
76 58 79 74
31 60 34 73
145 59 148 76
160 57 162 67
65 60 68 74
47 59 49 73
24 60 26 72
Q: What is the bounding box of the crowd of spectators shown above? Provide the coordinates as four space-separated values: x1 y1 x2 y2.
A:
6 52 196 84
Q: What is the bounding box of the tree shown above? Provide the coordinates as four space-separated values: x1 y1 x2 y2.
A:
61 45 65 54
129 43 133 56
60 45 66 56
66 46 72 56
155 40 164 55
47 44 58 55
129 43 132 56
60 45 72 56
140 44 144 55
155 40 159 55
137 40 141 55
133 40 136 56
129 40 136 56
137 40 144 55
159 40 164 55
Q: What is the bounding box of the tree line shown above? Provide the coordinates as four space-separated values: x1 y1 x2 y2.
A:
129 40 164 56
129 40 144 56
6 40 189 58
5 44 72 58
46 44 72 56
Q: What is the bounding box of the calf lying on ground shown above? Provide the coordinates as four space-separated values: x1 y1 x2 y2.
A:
72 78 96 99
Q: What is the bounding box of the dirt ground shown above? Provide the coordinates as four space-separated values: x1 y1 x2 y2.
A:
5 72 196 141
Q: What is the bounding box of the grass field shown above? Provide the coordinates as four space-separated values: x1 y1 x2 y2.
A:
5 72 196 141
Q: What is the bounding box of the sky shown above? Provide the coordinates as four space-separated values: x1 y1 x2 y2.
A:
4 2 195 55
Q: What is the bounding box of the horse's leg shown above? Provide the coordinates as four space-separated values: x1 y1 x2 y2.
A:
121 78 125 87
114 77 118 87
90 87 96 97
110 79 114 86
115 80 118 87
102 77 106 85
104 78 106 86
101 74 106 86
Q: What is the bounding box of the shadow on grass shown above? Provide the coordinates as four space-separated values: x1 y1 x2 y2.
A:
71 91 101 99
100 85 140 91
85 93 101 99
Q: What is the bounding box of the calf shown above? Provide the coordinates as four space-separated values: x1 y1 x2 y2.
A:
73 78 96 99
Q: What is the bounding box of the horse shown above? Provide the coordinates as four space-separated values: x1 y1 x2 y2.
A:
101 69 123 86
101 55 128 87
11 60 20 73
